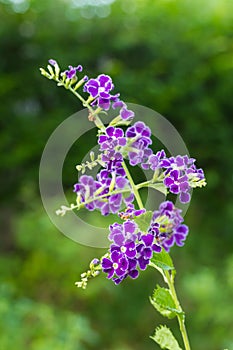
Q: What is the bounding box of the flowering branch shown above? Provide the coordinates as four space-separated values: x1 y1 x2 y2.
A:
40 59 207 350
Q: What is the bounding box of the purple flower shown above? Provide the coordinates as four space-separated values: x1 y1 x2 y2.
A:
112 259 139 285
98 126 126 151
125 121 153 166
102 220 162 284
112 100 135 121
136 234 160 270
65 65 83 80
120 106 135 120
162 155 206 203
74 175 101 211
73 161 134 216
108 220 138 246
112 100 124 109
101 200 190 285
102 250 129 279
98 126 127 173
84 74 120 110
85 74 114 97
141 151 206 203
150 201 189 251
141 150 166 170
105 157 126 176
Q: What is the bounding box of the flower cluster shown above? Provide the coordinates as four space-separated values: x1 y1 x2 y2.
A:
65 65 83 80
142 150 206 203
149 201 189 252
102 220 160 284
125 121 153 166
98 126 126 162
40 60 206 289
162 155 206 203
83 74 135 121
97 121 154 169
101 201 188 284
74 172 134 216
83 74 119 110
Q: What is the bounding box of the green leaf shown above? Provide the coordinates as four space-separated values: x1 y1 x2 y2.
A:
150 285 181 319
147 183 168 196
150 325 182 350
134 211 153 232
150 249 175 271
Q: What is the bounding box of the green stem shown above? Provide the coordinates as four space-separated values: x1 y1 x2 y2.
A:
53 75 99 116
136 179 164 189
122 162 144 210
164 270 191 350
71 188 133 212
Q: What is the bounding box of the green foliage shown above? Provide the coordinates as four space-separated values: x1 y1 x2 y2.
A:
146 183 168 196
150 285 180 319
151 325 182 350
181 265 233 349
150 250 174 272
134 211 153 232
0 285 98 350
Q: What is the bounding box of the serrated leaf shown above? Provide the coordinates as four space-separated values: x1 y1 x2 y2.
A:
150 285 181 319
134 211 153 232
150 249 174 271
150 325 182 350
147 183 167 196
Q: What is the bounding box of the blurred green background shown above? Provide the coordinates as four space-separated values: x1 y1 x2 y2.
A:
1 0 233 349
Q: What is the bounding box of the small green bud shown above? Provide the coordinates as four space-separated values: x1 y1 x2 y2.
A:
90 151 95 162
47 64 55 77
39 68 51 79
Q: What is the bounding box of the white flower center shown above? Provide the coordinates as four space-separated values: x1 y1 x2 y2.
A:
121 246 127 253
113 263 118 269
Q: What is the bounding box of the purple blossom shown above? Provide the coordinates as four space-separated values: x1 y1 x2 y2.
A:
100 201 190 284
120 106 135 120
108 220 138 246
102 220 161 284
104 156 126 176
112 100 135 121
94 154 134 216
102 250 129 279
98 126 127 173
84 74 120 110
141 150 206 203
136 234 160 270
162 155 205 203
74 166 134 216
73 175 97 211
150 201 189 252
112 259 139 285
98 126 126 152
141 150 166 170
125 121 153 166
112 100 124 109
65 65 83 80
